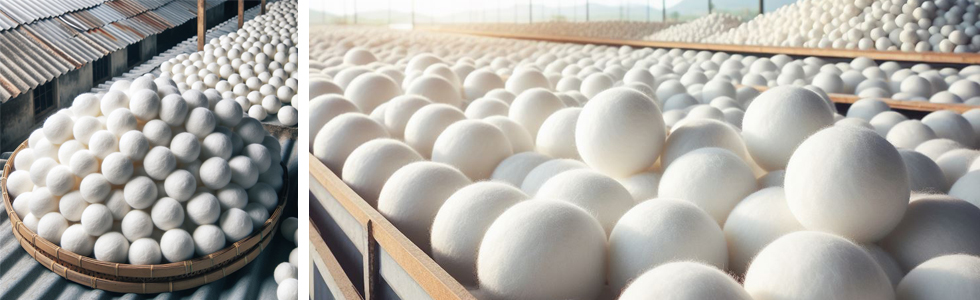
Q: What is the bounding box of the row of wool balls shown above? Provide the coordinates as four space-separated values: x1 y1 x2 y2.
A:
274 217 299 300
159 0 299 126
7 74 284 265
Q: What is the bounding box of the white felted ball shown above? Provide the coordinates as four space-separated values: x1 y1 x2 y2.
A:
275 262 298 284
916 139 965 161
69 150 99 177
118 131 149 162
382 95 431 139
922 110 977 148
164 170 197 202
123 176 157 209
786 126 909 243
219 208 253 242
309 95 359 148
227 156 258 189
129 238 162 265
29 188 58 217
463 69 504 100
289 248 297 267
281 217 298 244
619 261 751 300
45 165 75 196
200 132 233 160
581 73 614 99
13 193 31 219
277 278 298 300
313 113 390 175
897 254 980 299
345 72 403 113
71 93 101 117
106 109 138 137
243 144 271 173
89 130 119 159
938 149 980 185
616 170 660 202
122 210 152 242
342 139 422 206
151 197 184 230
248 105 267 120
43 112 74 144
888 120 939 149
94 232 129 263
14 148 35 172
23 213 38 232
505 69 551 96
187 193 221 225
861 243 904 287
723 187 805 275
80 203 112 236
200 157 231 189
101 153 133 185
243 203 269 230
185 107 216 138
608 198 726 291
659 147 756 225
248 183 278 211
478 200 605 300
537 169 634 235
577 88 664 178
744 231 894 300
432 120 513 180
7 170 33 198
193 224 226 256
870 111 908 137
404 104 465 158
58 140 85 166
142 120 172 147
262 96 282 114
73 117 102 146
509 88 564 141
169 132 200 164
881 194 980 271
490 152 551 187
160 94 188 126
80 174 111 203
520 158 587 196
899 150 949 193
60 224 96 257
277 106 298 126
29 157 57 187
216 183 248 210
35 138 58 161
484 116 534 153
535 108 581 159
104 190 130 221
662 118 750 168
213 99 243 127
464 97 509 119
377 162 471 253
160 229 194 262
742 86 834 171
101 91 130 115
129 89 160 121
38 212 69 244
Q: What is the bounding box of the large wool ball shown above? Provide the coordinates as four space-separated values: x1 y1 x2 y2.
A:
887 120 939 149
922 110 977 148
101 153 133 185
403 104 465 158
213 99 243 127
142 120 172 148
616 170 660 202
160 229 194 263
73 116 102 146
247 183 278 211
619 261 751 300
344 72 402 113
38 212 69 244
129 89 160 121
106 109 138 137
185 107 216 138
228 156 258 188
937 149 980 185
897 254 980 300
743 231 894 300
381 95 430 139
313 113 389 175
536 169 634 235
504 69 550 96
193 224 226 256
520 158 587 196
143 147 176 180
484 116 534 153
463 69 505 100
216 183 248 210
170 132 200 163
81 204 113 236
104 190 130 220
581 73 614 99
341 139 422 206
187 193 221 225
151 197 184 230
58 140 85 165
100 91 129 116
160 94 188 126
43 112 74 144
71 93 101 117
490 152 551 187
79 174 110 203
14 148 35 172
309 95 359 148
430 182 526 286
278 278 298 300
662 118 750 167
89 131 119 159
7 170 33 198
129 238 162 265
163 169 196 202
723 187 805 275
916 139 964 161
786 126 909 243
608 198 726 291
900 150 949 193
508 88 564 141
200 157 231 189
659 147 756 225
219 208 253 243
881 194 980 271
61 224 96 256
377 162 471 253
535 108 581 159
847 98 891 121
118 131 149 162
432 120 513 180
200 132 233 160
478 200 605 300
29 188 58 217
45 166 75 196
742 86 834 171
405 75 462 108
94 232 129 263
577 88 664 177
29 157 57 187
464 97 509 120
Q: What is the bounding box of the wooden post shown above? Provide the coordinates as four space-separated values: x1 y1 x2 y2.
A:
261 0 267 15
662 0 666 21
197 0 205 51
759 0 764 15
238 0 244 28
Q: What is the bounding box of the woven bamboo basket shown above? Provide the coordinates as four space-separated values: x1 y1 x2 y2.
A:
2 141 291 293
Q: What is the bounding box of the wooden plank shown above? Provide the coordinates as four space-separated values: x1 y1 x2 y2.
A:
238 0 245 28
310 223 363 300
419 27 980 65
309 155 475 300
197 0 205 51
744 84 977 113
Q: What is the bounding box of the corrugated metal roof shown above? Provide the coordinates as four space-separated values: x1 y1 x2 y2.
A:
0 0 229 103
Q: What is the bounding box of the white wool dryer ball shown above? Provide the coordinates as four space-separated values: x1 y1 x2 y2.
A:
659 147 756 225
376 162 471 253
520 158 587 196
165 170 197 202
464 69 505 100
122 210 153 242
915 139 965 161
29 188 58 217
160 229 194 262
576 87 665 178
430 182 526 286
186 193 221 225
490 152 551 187
213 99 243 127
432 120 513 180
281 217 298 244
248 106 268 120
464 97 509 119
170 132 201 163
73 116 102 146
29 157 57 187
617 170 661 202
43 112 74 144
14 148 35 172
247 183 279 211
94 232 129 263
785 126 909 243
200 157 232 189
124 176 158 209
89 130 120 159
403 104 465 158
848 98 891 121
662 118 750 168
345 72 403 113
880 194 980 271
79 174 111 203
483 116 535 153
228 156 259 188
277 278 298 300
106 109 138 137
341 139 422 206
922 110 978 148
742 86 834 171
536 169 634 235
71 93 101 117
7 170 32 199
37 212 69 244
151 197 184 230
160 94 188 126
129 89 160 121
216 183 248 210
723 187 805 275
313 113 389 175
383 95 431 139
887 120 939 149
118 130 150 161
68 150 99 178
129 238 162 265
535 108 581 159
219 208 253 242
619 261 752 300
101 153 134 185
308 95 359 147
509 88 564 141
193 224 226 256
200 132 233 161
608 198 727 292
60 224 95 256
185 107 217 138
899 150 949 193
278 106 298 126
897 254 980 300
142 120 173 147
274 262 298 284
743 231 894 300
478 200 605 300
937 149 980 186
81 204 113 236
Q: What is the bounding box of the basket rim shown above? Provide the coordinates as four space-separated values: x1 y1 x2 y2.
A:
2 140 291 280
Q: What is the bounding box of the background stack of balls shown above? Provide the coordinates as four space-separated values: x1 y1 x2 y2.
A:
310 27 980 299
7 72 285 266
644 13 743 43
160 0 299 126
274 217 299 300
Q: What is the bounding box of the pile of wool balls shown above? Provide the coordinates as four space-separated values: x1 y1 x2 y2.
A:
451 21 675 40
311 27 980 300
274 217 299 300
160 0 299 126
9 73 284 265
645 13 743 43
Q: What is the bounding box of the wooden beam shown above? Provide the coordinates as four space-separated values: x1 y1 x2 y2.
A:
261 0 267 15
238 0 244 28
197 0 205 51
310 223 363 300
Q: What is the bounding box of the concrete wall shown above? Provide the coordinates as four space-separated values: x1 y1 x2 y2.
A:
2 92 35 151
110 48 127 78
58 64 93 109
140 35 157 64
